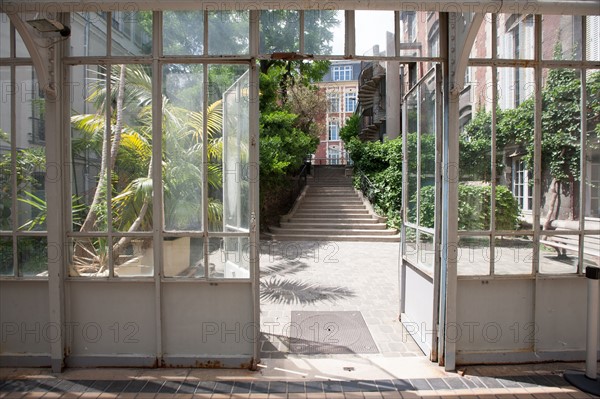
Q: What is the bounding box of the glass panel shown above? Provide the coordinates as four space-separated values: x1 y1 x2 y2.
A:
260 10 300 54
15 67 46 232
14 24 27 58
583 233 600 271
209 65 249 233
406 89 418 224
163 237 204 278
469 14 492 59
539 234 579 274
457 236 490 276
208 11 249 55
0 66 12 231
585 69 600 225
419 74 436 229
586 16 600 61
70 12 107 56
113 236 153 277
17 236 47 276
69 237 110 277
163 11 204 55
497 14 534 60
112 11 152 56
542 16 582 61
209 236 249 279
70 65 107 233
494 236 533 275
163 64 204 231
0 236 13 275
540 68 580 232
417 231 435 272
305 10 344 55
0 17 10 58
356 11 395 56
399 12 439 58
404 226 417 266
108 65 153 233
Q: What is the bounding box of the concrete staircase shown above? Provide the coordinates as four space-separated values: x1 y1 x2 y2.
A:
267 166 400 242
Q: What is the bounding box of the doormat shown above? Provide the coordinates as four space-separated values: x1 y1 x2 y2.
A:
289 311 379 354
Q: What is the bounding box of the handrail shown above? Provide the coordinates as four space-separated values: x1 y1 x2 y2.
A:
289 163 309 204
355 169 378 204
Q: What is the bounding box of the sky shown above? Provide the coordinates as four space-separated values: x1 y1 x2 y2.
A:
329 10 396 56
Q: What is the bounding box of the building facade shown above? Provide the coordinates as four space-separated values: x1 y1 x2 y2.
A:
314 61 360 165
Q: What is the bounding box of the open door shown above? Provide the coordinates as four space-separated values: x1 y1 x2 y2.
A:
400 65 443 361
222 70 251 279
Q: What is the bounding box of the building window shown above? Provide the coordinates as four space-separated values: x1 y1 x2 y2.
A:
328 148 341 165
327 92 340 112
428 20 439 57
512 158 533 212
345 93 356 112
328 121 339 140
403 11 417 42
332 65 352 81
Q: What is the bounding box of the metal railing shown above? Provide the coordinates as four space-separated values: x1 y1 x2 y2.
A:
289 162 309 204
356 169 378 204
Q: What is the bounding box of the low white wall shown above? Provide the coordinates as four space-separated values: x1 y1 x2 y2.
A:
402 264 434 356
0 281 51 363
456 276 600 364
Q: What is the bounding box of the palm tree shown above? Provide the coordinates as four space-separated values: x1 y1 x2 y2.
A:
69 64 224 273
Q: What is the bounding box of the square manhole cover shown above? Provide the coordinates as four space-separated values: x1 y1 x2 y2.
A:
289 311 379 354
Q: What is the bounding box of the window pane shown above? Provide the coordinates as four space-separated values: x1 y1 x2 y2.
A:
209 65 250 233
417 231 435 272
113 236 153 277
260 10 300 54
583 233 600 271
163 11 203 55
1 17 10 58
163 237 204 278
469 14 492 59
327 92 339 112
404 227 417 266
18 236 47 276
585 69 600 224
497 14 534 60
495 236 533 275
208 11 249 55
419 74 436 229
586 16 600 61
112 11 152 56
69 237 110 277
540 69 580 232
163 64 204 231
406 90 417 224
539 233 579 274
345 92 356 113
70 65 108 233
70 12 107 56
305 10 344 55
398 12 439 58
0 236 13 275
15 67 46 232
209 236 249 279
356 11 395 56
542 16 582 61
14 23 27 58
0 66 12 231
111 65 153 233
457 236 490 276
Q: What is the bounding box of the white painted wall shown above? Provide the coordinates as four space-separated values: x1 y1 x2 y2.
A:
456 277 600 364
0 281 50 357
402 265 434 356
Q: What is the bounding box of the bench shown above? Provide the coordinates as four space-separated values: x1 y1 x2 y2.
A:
539 231 600 267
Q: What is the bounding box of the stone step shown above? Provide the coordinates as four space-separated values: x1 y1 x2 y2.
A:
280 222 388 230
283 217 380 224
294 210 371 216
298 203 366 209
266 233 401 242
304 194 360 199
269 226 398 236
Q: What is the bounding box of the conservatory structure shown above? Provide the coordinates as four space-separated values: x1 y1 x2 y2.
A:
0 0 599 373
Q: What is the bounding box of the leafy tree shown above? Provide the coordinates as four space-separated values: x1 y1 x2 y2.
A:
340 114 360 144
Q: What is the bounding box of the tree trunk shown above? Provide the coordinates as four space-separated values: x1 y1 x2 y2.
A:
543 178 560 231
79 65 127 234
